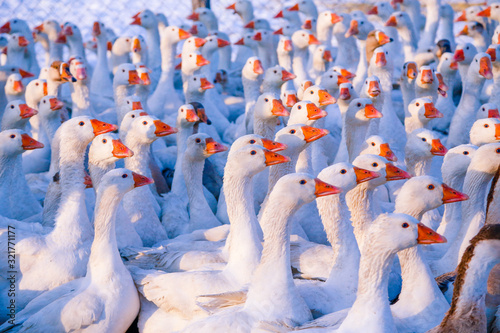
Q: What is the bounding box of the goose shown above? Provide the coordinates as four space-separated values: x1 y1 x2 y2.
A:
405 128 447 177
122 115 176 245
416 0 441 53
261 64 295 98
448 52 493 147
109 63 142 125
428 224 500 333
476 102 500 120
0 19 39 75
181 173 339 332
385 11 418 62
135 65 152 113
0 117 116 314
289 0 318 19
4 34 29 71
434 52 458 132
59 22 87 62
334 82 358 163
291 29 320 88
276 36 293 79
453 43 478 96
129 145 289 331
290 213 446 332
365 30 394 70
400 61 417 118
1 100 37 130
359 135 397 162
274 5 302 27
148 26 191 118
415 66 441 103
0 169 151 333
252 29 276 70
316 11 342 49
33 20 63 64
332 13 360 73
359 76 383 138
253 93 289 140
405 97 443 134
309 45 333 81
487 44 500 109
0 130 43 220
89 21 113 103
67 57 94 117
4 73 24 104
457 22 488 53
131 10 161 90
347 19 378 91
436 4 456 50
131 35 148 66
434 142 500 275
110 36 132 75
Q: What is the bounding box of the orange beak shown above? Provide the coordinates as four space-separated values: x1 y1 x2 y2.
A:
417 223 447 244
131 15 142 25
340 69 355 79
189 25 198 35
367 6 378 15
112 139 134 158
154 119 178 136
376 31 392 45
488 108 500 119
436 73 448 97
132 172 154 187
252 32 262 41
245 21 255 29
479 56 493 79
441 183 469 203
179 28 191 40
289 4 299 11
420 69 433 84
132 38 141 52
0 21 11 33
63 25 73 36
368 80 381 97
337 75 350 85
132 101 143 110
453 49 465 62
385 15 397 27
185 107 200 122
314 178 342 197
284 39 293 52
18 68 34 78
450 61 458 70
205 137 228 154
457 24 469 36
385 163 411 180
345 20 359 38
140 71 151 85
107 41 113 51
55 31 66 44
318 89 336 106
218 38 230 48
375 52 387 67
234 38 245 45
84 174 93 188
196 54 210 67
364 104 383 118
263 150 291 166
379 143 397 161
274 11 284 18
261 138 288 152
226 3 236 10
34 23 44 33
301 126 329 142
21 133 44 150
302 20 312 30
339 87 351 100
487 47 497 62
18 35 29 47
271 99 290 117
424 103 443 118
430 139 448 156
19 104 37 118
187 12 200 21
306 103 328 120
12 80 23 93
128 70 142 85
196 108 210 124
331 13 343 24
323 50 333 62
60 63 76 82
253 59 264 74
354 166 380 184
274 27 284 35
92 22 101 36
495 123 500 139
285 93 298 107
43 81 48 96
303 80 313 90
455 10 467 22
477 6 491 17
308 34 320 45
49 97 64 110
200 77 215 90
90 119 118 136
282 70 296 82
175 61 182 70
139 111 148 116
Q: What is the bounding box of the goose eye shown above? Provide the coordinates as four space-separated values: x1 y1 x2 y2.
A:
264 98 269 102
371 142 375 146
143 121 148 125
249 139 256 144
299 179 307 184
10 105 14 109
250 150 256 155
79 121 85 126
290 129 296 134
422 137 427 142
273 70 277 74
127 101 130 104
122 174 128 178
310 90 314 94
427 184 435 190
483 108 485 111
485 124 489 128
122 69 125 72
496 148 500 153
10 134 15 139
372 162 378 167
416 103 420 107
402 222 409 228
194 77 197 81
466 46 469 50
463 151 469 155
340 169 347 174
330 75 333 78
36 83 39 86
195 138 201 143
43 100 46 103
131 115 135 118
357 103 361 107
298 105 302 110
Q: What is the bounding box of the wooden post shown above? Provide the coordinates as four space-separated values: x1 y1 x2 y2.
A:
192 0 210 10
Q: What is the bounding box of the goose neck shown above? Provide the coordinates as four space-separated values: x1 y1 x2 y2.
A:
170 124 194 195
253 117 276 139
124 137 152 177
242 76 262 103
346 184 377 246
89 160 115 191
145 27 161 69
404 154 433 177
71 82 92 117
183 152 212 218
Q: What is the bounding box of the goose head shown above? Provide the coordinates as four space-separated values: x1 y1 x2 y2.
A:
415 65 438 90
296 80 313 100
275 124 329 156
189 22 208 38
353 154 411 189
187 8 218 31
468 142 500 174
131 35 146 56
225 0 253 17
68 57 88 81
469 118 500 146
338 82 357 104
396 175 469 216
345 98 382 125
112 36 132 56
442 144 477 183
25 79 47 104
176 104 200 129
311 45 333 68
131 9 158 29
368 213 446 254
408 97 442 122
227 145 290 178
230 134 288 155
332 66 356 80
34 20 60 41
291 29 320 49
274 6 301 26
262 65 295 88
123 95 143 114
38 95 64 120
185 75 214 94
98 168 153 197
405 128 447 160
303 85 336 107
0 130 44 156
468 52 493 80
5 73 24 96
7 33 29 52
289 0 318 17
2 100 37 129
477 3 500 20
271 172 341 207
128 115 177 145
162 26 191 46
0 18 30 34
301 17 317 31
367 2 394 21
437 52 458 76
369 46 393 72
60 22 82 43
252 29 274 49
156 13 169 30
89 133 134 166
181 52 210 74
119 110 147 137
282 90 298 108
366 30 392 63
345 18 374 40
453 43 477 65
254 93 289 120
360 135 397 161
385 11 414 32
315 11 342 33
189 102 211 126
91 21 107 40
113 63 142 87
136 65 151 86
245 19 271 30
456 22 485 40
277 36 293 57
288 100 327 125
58 116 117 148
476 103 500 120
318 162 380 193
318 69 350 95
486 44 500 70
185 133 227 161
360 76 382 99
233 32 258 48
48 61 76 83
455 6 487 25
202 34 230 55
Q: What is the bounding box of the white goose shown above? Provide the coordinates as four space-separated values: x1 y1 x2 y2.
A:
1 100 37 131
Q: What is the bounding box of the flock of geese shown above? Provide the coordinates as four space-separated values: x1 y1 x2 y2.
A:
0 0 499 332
